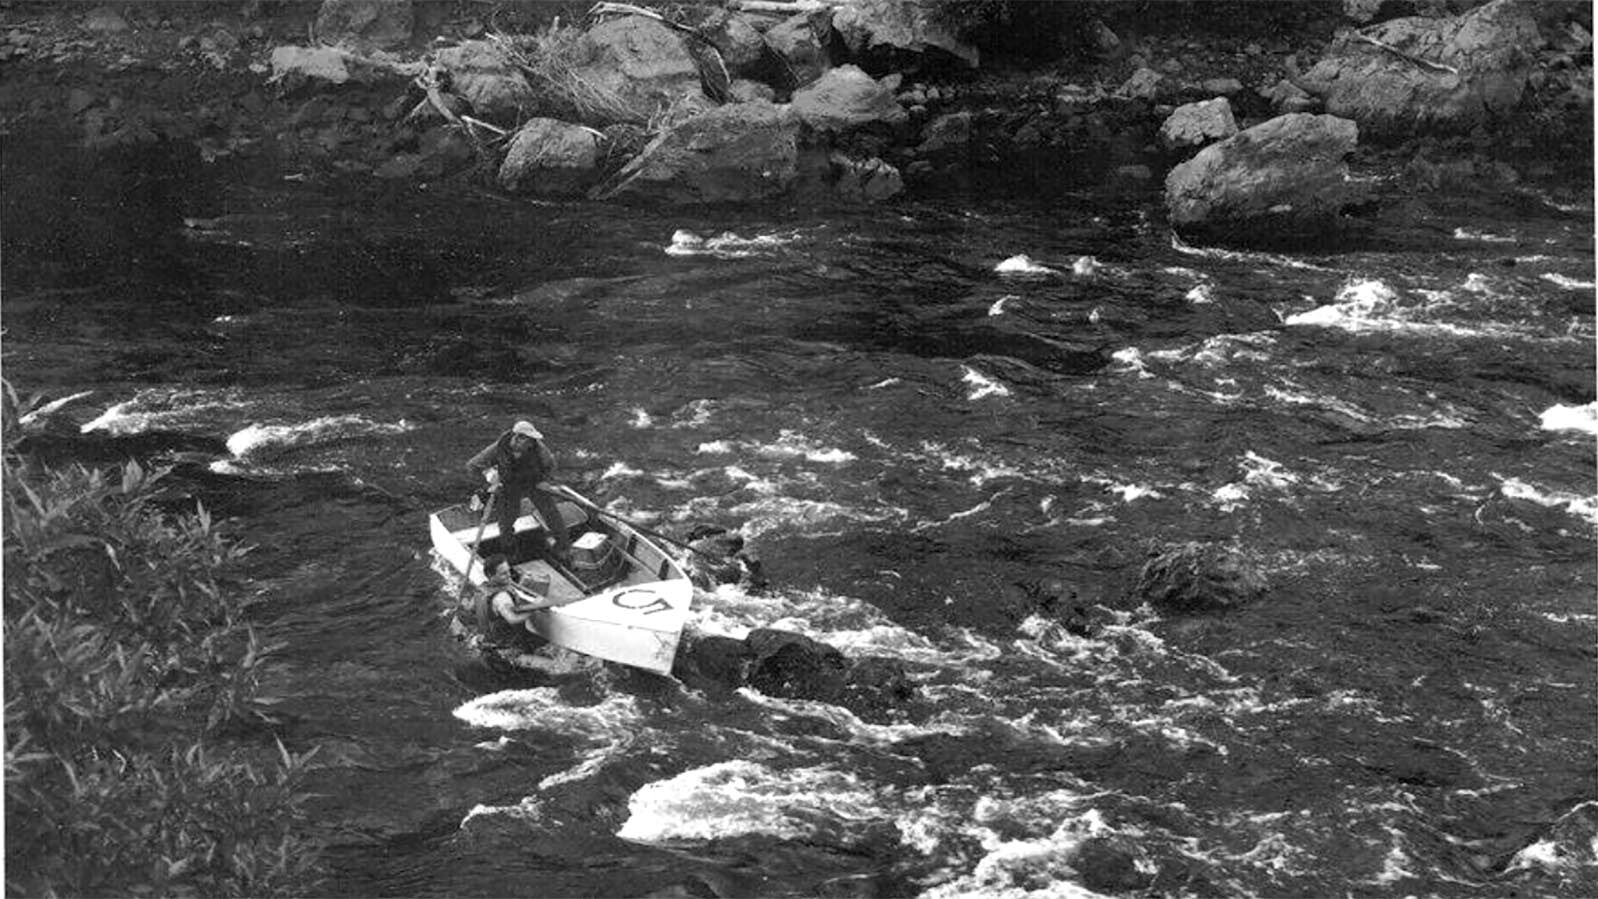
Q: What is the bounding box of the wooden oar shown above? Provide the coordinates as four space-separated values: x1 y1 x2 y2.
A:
540 484 718 560
458 485 499 599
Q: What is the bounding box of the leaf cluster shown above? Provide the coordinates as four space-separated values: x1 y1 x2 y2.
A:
3 422 322 897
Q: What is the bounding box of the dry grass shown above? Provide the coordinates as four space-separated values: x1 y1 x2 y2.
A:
496 25 647 126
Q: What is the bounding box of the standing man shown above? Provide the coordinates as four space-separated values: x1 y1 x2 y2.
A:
466 420 572 563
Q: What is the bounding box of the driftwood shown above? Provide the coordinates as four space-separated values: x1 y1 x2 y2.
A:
1348 31 1461 75
461 115 507 136
729 0 829 13
406 63 464 125
589 2 696 34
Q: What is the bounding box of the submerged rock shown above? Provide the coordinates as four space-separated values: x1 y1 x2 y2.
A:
1164 113 1368 245
1070 837 1153 894
745 628 849 699
672 627 917 714
1134 542 1267 614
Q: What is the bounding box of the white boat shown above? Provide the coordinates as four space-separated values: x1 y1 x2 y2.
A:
429 488 692 675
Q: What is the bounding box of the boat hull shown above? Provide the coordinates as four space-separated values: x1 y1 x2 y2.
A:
430 497 692 675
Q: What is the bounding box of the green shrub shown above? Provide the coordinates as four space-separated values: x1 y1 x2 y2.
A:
3 440 322 897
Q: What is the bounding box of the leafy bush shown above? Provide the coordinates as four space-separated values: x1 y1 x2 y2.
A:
3 415 322 897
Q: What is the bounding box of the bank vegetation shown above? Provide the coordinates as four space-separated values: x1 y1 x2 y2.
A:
3 381 324 897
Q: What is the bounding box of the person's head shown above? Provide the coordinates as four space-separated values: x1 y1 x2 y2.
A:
483 553 510 578
508 420 542 454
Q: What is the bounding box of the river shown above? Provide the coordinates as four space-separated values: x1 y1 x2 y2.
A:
3 142 1594 897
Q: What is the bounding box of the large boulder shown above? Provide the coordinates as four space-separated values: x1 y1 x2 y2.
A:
1299 0 1546 136
1159 97 1239 151
314 0 413 50
790 64 906 133
433 40 536 123
1164 113 1368 243
498 118 602 197
594 100 804 204
764 10 834 89
574 15 708 122
831 0 979 68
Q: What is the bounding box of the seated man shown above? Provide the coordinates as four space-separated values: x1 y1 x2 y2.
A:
466 555 559 638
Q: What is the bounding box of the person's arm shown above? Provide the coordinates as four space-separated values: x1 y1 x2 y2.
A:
466 439 500 482
492 592 537 624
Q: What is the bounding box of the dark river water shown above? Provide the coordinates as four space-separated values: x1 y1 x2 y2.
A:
3 142 1595 897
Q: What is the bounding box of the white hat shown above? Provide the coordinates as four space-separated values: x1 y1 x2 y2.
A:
511 420 542 439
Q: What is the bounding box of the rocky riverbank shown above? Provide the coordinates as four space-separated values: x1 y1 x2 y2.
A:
1 0 1589 247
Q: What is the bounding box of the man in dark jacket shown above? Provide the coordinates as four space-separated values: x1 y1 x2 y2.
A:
466 420 572 562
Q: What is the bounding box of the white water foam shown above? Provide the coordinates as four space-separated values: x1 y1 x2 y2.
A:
1081 474 1164 503
1459 272 1495 294
1109 347 1154 379
1540 272 1597 291
1452 227 1517 243
1285 278 1400 329
1145 332 1276 369
664 228 802 258
1497 476 1598 524
1539 402 1598 435
717 495 906 539
995 254 1057 277
921 442 1026 487
223 415 412 460
740 690 972 744
453 687 642 740
1169 232 1331 271
80 388 248 436
989 294 1018 316
1209 452 1307 511
693 585 1000 669
918 793 1127 899
753 430 857 464
912 492 1009 533
616 760 884 843
963 366 1012 400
